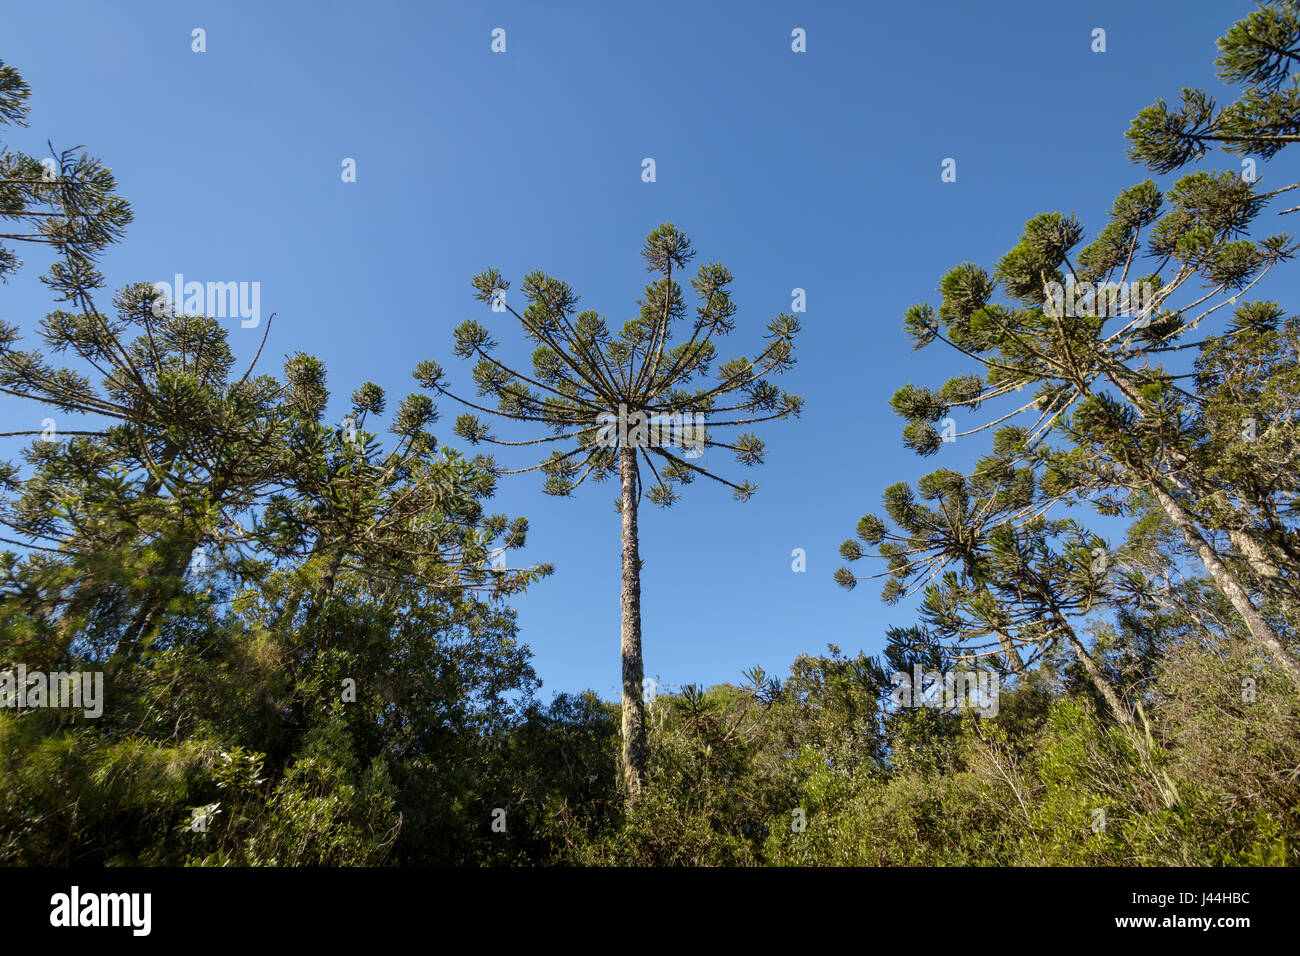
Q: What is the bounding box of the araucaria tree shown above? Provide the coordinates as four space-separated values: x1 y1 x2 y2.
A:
836 3 1300 701
420 223 804 798
839 178 1300 691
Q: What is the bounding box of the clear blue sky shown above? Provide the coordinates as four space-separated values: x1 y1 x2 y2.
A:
2 1 1288 701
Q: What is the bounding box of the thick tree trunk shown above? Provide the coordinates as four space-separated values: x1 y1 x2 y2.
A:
1102 370 1300 691
1150 481 1300 691
1055 615 1132 725
993 627 1028 678
618 447 647 802
1228 529 1300 624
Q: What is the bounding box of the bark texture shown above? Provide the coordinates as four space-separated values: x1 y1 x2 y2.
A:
1150 481 1300 690
618 447 647 800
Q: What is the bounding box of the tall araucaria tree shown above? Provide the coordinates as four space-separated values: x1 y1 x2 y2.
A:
834 453 1135 725
417 223 804 798
872 172 1300 690
1125 0 1300 634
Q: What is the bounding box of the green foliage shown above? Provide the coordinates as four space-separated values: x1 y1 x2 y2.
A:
431 223 804 505
3 15 1300 870
1127 1 1300 170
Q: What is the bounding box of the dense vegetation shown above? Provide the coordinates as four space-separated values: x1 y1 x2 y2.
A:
1 3 1298 866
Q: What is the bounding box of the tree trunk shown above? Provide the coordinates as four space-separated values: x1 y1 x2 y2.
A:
993 627 1028 678
1102 370 1300 692
1056 615 1132 725
1228 529 1300 625
618 447 647 802
974 581 1027 677
1150 481 1300 691
967 573 1028 677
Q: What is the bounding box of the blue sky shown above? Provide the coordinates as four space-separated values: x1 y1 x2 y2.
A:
2 1 1289 701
